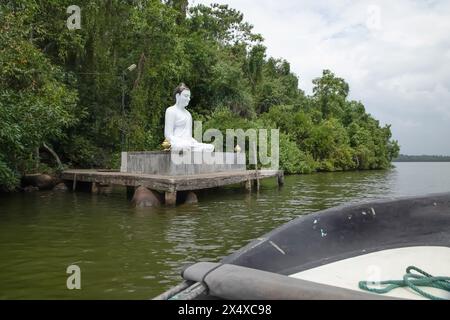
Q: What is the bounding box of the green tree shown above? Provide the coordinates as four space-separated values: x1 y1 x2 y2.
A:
312 69 349 119
0 8 78 190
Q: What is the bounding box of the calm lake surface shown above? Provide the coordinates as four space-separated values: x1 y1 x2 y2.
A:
1 162 450 299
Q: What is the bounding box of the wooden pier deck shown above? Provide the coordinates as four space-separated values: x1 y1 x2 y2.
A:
62 169 284 205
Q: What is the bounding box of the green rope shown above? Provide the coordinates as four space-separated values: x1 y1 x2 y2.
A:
359 266 450 300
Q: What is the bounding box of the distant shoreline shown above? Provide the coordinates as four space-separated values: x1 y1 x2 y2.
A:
393 154 450 162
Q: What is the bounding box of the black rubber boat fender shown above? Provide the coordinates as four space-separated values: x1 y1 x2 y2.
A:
172 262 398 300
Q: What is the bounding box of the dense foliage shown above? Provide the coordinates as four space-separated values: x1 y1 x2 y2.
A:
0 0 399 191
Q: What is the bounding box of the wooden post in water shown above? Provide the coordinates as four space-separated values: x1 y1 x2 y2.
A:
72 174 77 191
277 171 285 186
252 142 260 191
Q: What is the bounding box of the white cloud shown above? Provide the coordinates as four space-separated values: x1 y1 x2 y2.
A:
193 0 450 154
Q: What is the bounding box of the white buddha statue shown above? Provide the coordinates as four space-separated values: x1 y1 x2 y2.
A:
164 83 214 152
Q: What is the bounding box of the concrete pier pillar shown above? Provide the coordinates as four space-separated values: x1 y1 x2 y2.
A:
91 182 99 194
244 179 252 192
165 191 177 206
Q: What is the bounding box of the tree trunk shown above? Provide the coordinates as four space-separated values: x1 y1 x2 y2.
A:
42 143 63 169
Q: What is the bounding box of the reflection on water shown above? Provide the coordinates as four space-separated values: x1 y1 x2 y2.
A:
0 162 449 299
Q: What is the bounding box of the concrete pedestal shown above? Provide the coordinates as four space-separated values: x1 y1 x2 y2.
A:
121 151 246 176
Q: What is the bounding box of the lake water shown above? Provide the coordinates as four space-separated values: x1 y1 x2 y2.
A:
1 162 450 299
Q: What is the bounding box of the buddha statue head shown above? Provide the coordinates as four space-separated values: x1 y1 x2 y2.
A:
173 83 191 108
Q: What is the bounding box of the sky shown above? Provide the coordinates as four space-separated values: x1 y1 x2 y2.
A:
192 0 450 155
